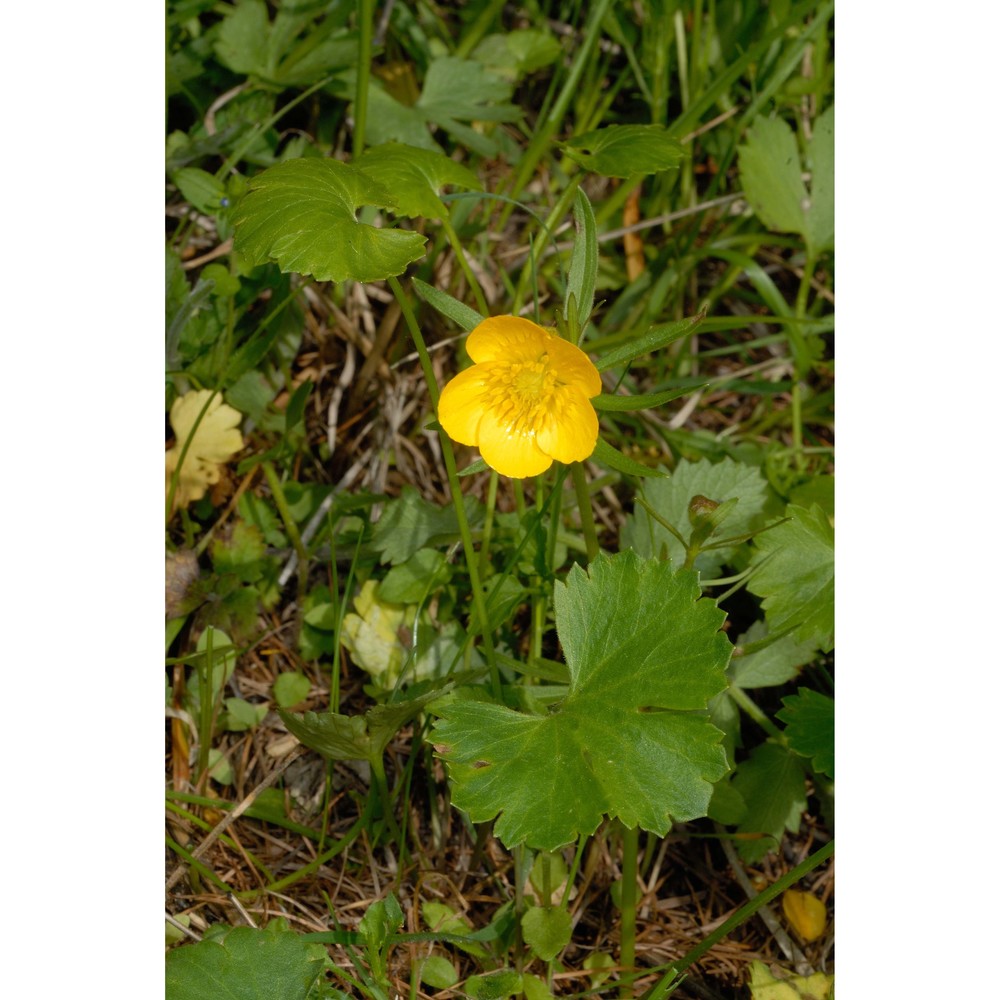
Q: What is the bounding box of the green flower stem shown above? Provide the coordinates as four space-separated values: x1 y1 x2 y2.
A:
571 462 600 562
668 839 834 978
354 0 375 156
727 685 786 744
388 275 500 698
790 253 818 471
619 823 639 994
528 475 547 661
477 470 499 578
440 213 490 317
261 460 309 615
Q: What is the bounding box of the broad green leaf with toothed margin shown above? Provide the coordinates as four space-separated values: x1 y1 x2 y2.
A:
166 922 326 1000
747 503 834 653
357 142 482 221
232 158 426 282
777 689 834 779
433 551 731 850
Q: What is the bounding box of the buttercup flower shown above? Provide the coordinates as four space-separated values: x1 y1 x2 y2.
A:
437 315 602 478
165 389 244 511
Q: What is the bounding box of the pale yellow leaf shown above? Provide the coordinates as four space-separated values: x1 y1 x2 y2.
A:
165 390 244 510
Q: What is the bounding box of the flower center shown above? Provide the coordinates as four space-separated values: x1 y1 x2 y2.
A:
485 355 560 437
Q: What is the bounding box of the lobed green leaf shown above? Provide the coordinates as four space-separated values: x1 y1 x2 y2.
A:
232 158 426 282
433 551 731 850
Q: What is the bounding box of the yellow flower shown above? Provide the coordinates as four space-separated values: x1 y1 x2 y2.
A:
437 315 602 478
165 389 244 510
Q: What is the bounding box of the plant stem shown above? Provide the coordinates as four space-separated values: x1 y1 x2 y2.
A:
261 460 309 619
727 685 786 744
388 275 501 698
619 823 639 995
571 463 600 561
440 214 490 316
354 0 375 156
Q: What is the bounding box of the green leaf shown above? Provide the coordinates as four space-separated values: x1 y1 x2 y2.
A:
729 621 819 690
356 142 482 220
412 277 485 332
214 0 356 87
280 688 444 764
273 671 311 708
173 167 227 214
465 971 523 1000
417 955 459 989
747 504 834 652
732 742 807 862
623 457 778 574
473 29 562 81
433 551 731 850
806 106 834 254
222 697 267 732
521 906 572 962
738 111 834 256
232 159 427 282
592 385 696 412
280 709 372 762
562 125 685 177
595 313 704 372
590 437 667 478
166 922 327 1000
365 57 521 157
564 188 597 326
379 548 451 604
372 486 483 565
777 689 834 779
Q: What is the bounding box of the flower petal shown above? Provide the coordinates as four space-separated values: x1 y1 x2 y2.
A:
438 365 491 445
476 407 554 478
466 315 553 364
535 386 599 464
545 337 602 397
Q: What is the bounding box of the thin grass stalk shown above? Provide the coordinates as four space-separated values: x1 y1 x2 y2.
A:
668 839 834 978
387 274 501 698
500 0 614 224
354 0 375 156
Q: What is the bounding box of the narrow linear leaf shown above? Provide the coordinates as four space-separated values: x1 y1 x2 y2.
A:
590 437 668 478
592 385 701 412
412 277 486 332
596 312 705 372
564 188 597 325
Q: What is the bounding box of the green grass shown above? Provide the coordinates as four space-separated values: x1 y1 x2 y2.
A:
166 2 834 997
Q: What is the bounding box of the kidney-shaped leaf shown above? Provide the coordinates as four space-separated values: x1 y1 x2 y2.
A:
562 125 685 178
433 551 731 850
356 142 483 220
233 158 427 282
